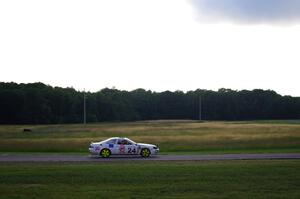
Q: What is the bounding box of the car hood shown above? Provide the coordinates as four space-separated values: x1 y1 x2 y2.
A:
137 143 156 148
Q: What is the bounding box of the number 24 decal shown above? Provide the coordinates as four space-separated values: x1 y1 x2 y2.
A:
127 148 136 154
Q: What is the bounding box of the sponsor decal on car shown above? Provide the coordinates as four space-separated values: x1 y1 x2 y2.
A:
119 144 125 153
109 144 114 148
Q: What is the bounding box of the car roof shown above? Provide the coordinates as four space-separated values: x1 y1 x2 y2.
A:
103 137 135 144
109 137 128 139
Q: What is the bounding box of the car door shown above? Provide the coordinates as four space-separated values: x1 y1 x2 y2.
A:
115 138 126 154
124 139 138 155
115 138 138 155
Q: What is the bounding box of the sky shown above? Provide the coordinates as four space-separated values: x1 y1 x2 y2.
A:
0 0 300 96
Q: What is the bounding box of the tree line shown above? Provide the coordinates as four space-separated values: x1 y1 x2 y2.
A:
0 82 299 124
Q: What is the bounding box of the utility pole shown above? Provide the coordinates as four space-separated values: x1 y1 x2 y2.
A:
199 94 202 121
83 89 86 125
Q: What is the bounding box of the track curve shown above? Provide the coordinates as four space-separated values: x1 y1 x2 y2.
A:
1 153 300 162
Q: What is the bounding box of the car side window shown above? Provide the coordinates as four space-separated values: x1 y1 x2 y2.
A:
117 139 123 145
117 139 131 145
125 141 132 145
106 139 116 144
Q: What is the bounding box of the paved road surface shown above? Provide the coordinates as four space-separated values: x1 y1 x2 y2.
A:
1 153 300 162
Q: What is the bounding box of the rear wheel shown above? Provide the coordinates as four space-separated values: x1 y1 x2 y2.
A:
140 148 151 158
100 148 111 158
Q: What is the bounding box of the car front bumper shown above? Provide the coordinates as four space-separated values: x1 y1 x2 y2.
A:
153 148 160 154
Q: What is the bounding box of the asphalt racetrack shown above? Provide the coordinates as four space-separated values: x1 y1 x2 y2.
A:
1 153 300 162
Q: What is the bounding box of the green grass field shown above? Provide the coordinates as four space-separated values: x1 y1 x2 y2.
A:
0 120 300 154
0 160 299 199
1 121 300 198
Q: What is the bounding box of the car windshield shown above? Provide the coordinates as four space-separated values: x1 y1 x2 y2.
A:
125 138 136 145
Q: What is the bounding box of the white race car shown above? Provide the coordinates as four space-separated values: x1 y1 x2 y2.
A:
89 137 159 158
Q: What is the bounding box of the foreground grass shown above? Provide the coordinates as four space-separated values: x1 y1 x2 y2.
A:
0 120 300 153
0 160 299 199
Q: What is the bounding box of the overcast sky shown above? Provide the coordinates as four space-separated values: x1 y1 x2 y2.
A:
0 0 300 96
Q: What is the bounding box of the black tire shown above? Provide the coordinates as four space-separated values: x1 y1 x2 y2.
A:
140 148 151 158
100 148 111 158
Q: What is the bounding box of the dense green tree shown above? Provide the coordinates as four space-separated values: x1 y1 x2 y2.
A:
0 82 299 124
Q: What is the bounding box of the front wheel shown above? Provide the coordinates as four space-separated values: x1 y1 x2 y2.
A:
140 148 151 158
100 148 111 158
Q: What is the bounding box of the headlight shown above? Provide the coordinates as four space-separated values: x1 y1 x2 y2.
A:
153 146 158 149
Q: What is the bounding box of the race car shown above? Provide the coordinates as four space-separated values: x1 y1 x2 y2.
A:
89 137 159 158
